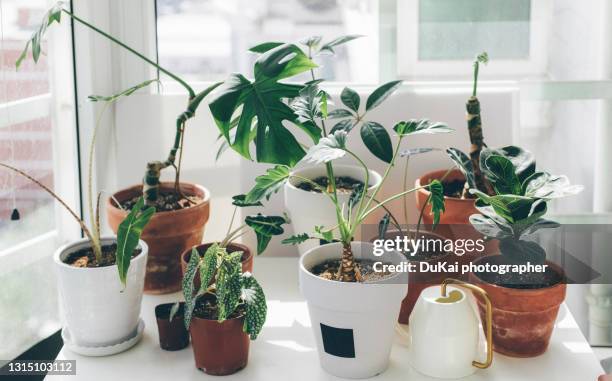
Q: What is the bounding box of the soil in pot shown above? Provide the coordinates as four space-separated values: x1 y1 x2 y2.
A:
64 243 142 268
119 190 203 212
441 178 469 198
469 255 566 357
296 176 364 194
311 259 393 282
190 294 249 375
155 303 189 351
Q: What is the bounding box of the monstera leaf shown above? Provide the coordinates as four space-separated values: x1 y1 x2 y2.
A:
209 44 319 166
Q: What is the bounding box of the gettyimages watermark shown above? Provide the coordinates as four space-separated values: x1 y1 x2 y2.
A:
354 223 612 285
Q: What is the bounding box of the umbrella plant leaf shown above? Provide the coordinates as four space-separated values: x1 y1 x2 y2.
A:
209 44 319 166
246 165 291 203
116 196 154 287
327 109 354 119
360 121 393 163
366 80 402 111
330 119 355 134
241 273 267 339
340 87 360 112
393 119 452 136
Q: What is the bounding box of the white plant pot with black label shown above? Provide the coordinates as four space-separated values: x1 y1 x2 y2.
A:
54 236 148 353
284 165 382 256
299 242 408 378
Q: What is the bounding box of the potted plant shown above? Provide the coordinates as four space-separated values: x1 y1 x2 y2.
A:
180 195 287 289
210 36 402 255
155 302 189 351
22 2 222 293
467 148 582 357
1 159 153 355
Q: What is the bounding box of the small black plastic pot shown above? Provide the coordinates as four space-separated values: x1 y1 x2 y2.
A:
155 302 189 351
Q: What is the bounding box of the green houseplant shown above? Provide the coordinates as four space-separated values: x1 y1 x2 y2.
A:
22 2 222 293
180 196 284 375
467 148 582 357
0 88 154 355
210 36 449 377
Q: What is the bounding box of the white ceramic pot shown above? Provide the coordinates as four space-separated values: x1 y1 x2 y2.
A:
54 236 148 348
284 165 382 255
299 242 407 378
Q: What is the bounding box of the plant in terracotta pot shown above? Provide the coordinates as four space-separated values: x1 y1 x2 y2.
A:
155 302 189 351
181 244 269 375
467 148 583 357
210 36 410 255
22 2 222 293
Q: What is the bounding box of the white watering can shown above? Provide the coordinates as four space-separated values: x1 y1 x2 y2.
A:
404 278 493 379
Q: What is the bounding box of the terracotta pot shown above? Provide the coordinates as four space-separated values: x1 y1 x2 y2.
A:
155 302 189 351
416 169 498 257
190 294 250 375
375 230 457 324
107 182 211 294
181 242 253 291
468 256 566 357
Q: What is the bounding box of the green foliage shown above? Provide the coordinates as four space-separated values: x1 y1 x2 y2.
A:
116 197 155 287
366 81 403 111
446 147 477 189
181 244 268 340
400 147 439 158
16 1 64 69
245 165 291 203
209 44 318 166
360 121 393 163
469 152 582 263
319 35 362 54
393 119 452 136
427 180 445 228
88 79 159 102
232 194 263 207
244 214 287 254
341 87 361 112
281 233 310 245
302 130 347 164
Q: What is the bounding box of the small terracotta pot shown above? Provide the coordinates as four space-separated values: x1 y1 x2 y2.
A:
376 230 457 324
155 302 189 351
416 169 498 257
107 182 211 294
468 256 566 357
190 294 250 375
181 242 253 291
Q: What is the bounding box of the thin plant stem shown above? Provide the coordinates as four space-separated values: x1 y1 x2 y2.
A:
402 156 410 227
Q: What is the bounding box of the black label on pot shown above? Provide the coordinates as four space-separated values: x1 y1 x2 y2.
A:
320 323 355 358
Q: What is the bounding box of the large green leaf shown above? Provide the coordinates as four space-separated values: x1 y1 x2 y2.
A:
16 2 64 69
393 119 452 136
116 197 154 287
241 273 267 339
292 84 327 124
471 190 546 225
366 80 402 111
360 121 393 163
182 247 201 329
481 154 522 195
216 255 243 321
302 130 347 164
197 244 219 295
244 214 287 254
340 87 360 112
481 146 535 183
209 44 319 166
245 165 291 203
446 147 477 189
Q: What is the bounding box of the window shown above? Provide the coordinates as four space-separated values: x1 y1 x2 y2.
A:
155 0 380 83
0 0 80 360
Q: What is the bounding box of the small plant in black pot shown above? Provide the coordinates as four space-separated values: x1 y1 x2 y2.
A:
467 147 582 357
155 302 189 351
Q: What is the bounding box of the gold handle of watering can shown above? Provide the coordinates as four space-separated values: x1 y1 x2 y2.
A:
441 278 493 369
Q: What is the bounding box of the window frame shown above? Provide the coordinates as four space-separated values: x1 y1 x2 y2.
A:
396 0 553 79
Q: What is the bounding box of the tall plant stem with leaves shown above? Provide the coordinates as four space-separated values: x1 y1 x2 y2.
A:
465 52 492 197
20 3 221 206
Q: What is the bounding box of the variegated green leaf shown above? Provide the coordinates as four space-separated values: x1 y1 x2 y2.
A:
241 273 267 339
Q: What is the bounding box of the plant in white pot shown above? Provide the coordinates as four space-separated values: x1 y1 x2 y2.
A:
210 36 405 255
0 163 153 355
